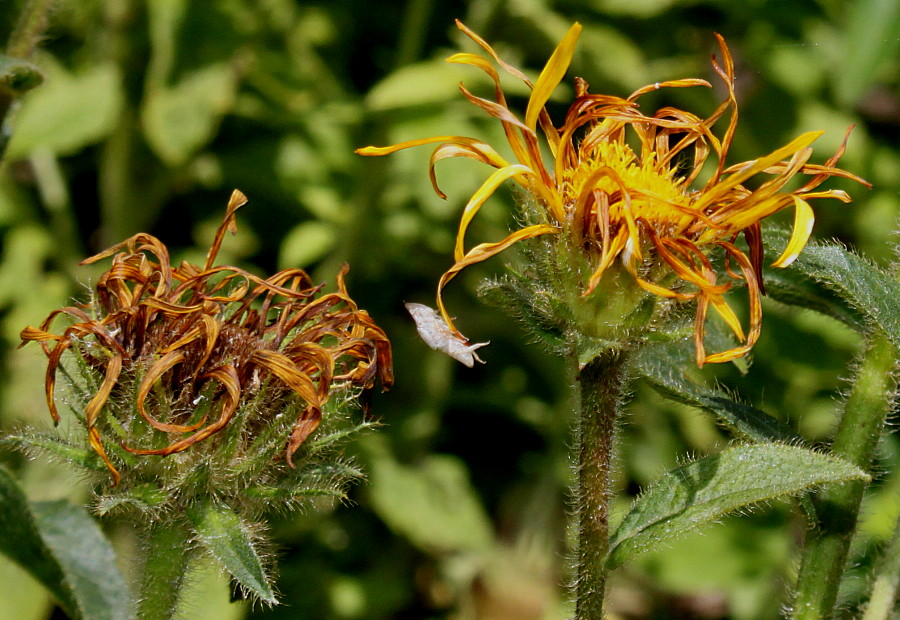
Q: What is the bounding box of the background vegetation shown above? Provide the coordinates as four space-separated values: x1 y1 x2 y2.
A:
0 0 897 618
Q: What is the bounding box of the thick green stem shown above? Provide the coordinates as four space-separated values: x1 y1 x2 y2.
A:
137 520 194 620
574 352 627 620
791 333 897 619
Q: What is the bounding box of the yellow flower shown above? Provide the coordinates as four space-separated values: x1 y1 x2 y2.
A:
358 21 868 365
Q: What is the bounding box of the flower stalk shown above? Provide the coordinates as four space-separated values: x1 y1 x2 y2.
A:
574 351 627 619
791 332 898 618
137 519 194 620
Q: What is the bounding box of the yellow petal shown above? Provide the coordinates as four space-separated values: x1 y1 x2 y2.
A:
356 136 476 156
446 53 499 80
627 78 710 101
584 230 627 294
696 131 824 212
772 196 815 268
438 224 558 334
455 20 532 85
455 164 535 261
709 294 746 341
429 142 510 199
524 22 582 131
703 344 753 365
633 275 695 300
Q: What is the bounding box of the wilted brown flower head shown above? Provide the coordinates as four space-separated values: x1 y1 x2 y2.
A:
20 190 393 484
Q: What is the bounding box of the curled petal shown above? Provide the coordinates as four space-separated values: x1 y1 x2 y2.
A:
125 365 241 457
438 224 558 335
204 190 248 270
701 243 763 365
429 142 510 199
251 349 322 409
286 406 321 467
771 196 815 268
454 20 532 85
135 351 208 433
84 354 123 484
627 78 711 101
584 230 627 295
455 164 536 261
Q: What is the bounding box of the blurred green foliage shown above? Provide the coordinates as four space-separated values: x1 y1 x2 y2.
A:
0 0 896 618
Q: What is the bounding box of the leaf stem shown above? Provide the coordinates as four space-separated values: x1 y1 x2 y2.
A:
574 351 627 619
137 519 194 620
791 332 897 618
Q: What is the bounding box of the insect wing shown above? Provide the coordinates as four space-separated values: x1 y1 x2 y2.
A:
404 303 488 367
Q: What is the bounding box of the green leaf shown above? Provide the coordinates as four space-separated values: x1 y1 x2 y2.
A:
0 55 43 95
95 483 170 516
3 432 107 472
141 63 236 166
187 501 276 605
633 341 801 444
761 260 863 330
0 466 79 618
365 441 494 553
478 272 569 354
607 444 869 569
766 233 900 350
31 500 132 620
5 62 123 159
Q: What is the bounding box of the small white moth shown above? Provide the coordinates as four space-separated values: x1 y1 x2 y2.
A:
405 303 488 367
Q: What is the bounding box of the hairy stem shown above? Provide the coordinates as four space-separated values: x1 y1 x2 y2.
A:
137 520 194 620
574 351 627 619
791 333 897 618
6 0 57 59
1 0 58 156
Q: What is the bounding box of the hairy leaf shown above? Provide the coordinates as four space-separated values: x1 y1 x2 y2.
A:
32 500 132 620
765 233 900 348
761 262 863 329
0 467 132 619
188 501 276 605
3 432 106 472
0 466 79 617
633 341 800 443
607 444 869 569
